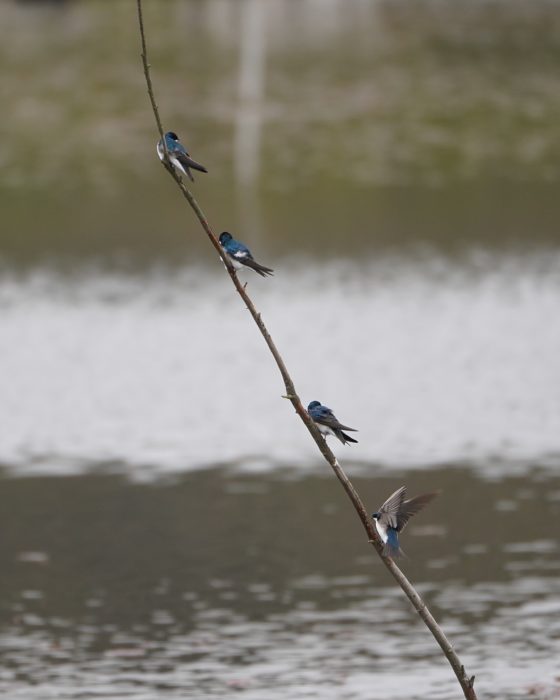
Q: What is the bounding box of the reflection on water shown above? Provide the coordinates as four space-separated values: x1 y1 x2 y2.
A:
0 467 559 699
1 257 559 476
1 0 559 266
1 0 559 190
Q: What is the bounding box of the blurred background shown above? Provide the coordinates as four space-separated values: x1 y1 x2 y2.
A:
1 1 559 698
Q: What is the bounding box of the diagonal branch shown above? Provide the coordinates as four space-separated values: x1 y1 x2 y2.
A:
135 2 478 698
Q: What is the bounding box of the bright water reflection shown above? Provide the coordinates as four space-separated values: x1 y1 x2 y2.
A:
1 256 559 477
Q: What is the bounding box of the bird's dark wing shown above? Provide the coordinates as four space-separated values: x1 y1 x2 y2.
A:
314 407 356 432
176 152 208 175
336 422 357 432
397 492 439 532
237 256 274 277
225 243 272 277
336 429 358 445
379 486 407 529
177 158 195 181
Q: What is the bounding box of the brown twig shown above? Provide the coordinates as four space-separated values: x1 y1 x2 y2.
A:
135 2 478 697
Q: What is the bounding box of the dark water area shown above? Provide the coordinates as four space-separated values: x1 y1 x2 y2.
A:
1 466 559 699
3 181 560 272
1 0 560 698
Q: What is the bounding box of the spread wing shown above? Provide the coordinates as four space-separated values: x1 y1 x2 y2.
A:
398 492 439 532
379 486 407 529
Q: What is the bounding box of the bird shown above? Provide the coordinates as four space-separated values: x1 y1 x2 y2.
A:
219 232 274 277
156 131 208 182
307 400 358 445
371 486 439 558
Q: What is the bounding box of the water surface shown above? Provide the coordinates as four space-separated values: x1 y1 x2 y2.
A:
1 1 560 698
0 467 559 700
1 258 560 476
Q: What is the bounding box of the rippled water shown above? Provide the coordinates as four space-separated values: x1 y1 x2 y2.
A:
1 468 559 699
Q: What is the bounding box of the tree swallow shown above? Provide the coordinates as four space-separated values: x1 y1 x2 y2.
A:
219 232 274 277
156 131 208 182
307 400 358 445
372 486 439 558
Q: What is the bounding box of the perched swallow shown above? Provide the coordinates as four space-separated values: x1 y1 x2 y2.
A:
307 400 358 445
219 232 274 277
156 131 208 181
372 486 439 558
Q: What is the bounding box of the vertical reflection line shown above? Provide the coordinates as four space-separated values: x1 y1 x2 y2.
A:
234 0 267 236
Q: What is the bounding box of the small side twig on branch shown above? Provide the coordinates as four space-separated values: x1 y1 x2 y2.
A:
135 2 478 698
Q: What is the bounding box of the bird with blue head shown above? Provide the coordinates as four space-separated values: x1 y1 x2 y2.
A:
219 232 274 277
307 400 358 445
157 131 208 182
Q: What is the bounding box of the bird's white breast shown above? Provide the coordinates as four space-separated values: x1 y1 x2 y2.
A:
227 255 244 270
375 520 388 543
169 155 188 176
156 143 186 175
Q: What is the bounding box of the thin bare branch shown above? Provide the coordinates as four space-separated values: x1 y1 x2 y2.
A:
136 0 164 142
135 3 478 698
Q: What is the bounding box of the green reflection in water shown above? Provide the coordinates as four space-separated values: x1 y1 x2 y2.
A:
1 0 559 267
